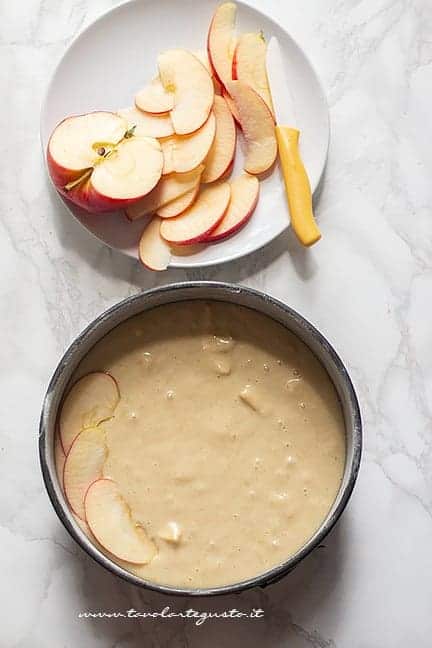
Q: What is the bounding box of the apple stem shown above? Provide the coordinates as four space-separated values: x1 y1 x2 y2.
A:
124 125 136 139
64 168 92 192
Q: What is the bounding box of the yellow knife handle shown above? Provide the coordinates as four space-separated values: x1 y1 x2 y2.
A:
275 125 321 247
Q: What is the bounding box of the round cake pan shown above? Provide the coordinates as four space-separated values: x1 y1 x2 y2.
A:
39 282 362 596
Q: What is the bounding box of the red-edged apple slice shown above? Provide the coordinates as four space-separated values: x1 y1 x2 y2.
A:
156 185 199 218
139 217 171 270
202 96 236 183
205 173 259 242
63 427 107 520
160 182 231 245
135 77 175 114
85 479 156 564
232 33 274 116
158 49 214 135
222 89 241 126
55 435 66 486
160 112 216 174
117 105 174 138
126 165 204 220
59 372 120 454
225 80 277 175
47 112 164 212
207 2 237 90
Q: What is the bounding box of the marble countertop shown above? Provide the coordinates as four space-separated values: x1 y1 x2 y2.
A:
2 0 432 645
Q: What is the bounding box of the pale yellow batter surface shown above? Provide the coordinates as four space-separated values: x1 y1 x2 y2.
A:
75 301 345 588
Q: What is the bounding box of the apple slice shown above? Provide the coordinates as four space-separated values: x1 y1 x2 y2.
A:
232 33 274 115
202 96 236 183
160 112 216 174
47 112 164 212
135 77 175 114
55 435 66 485
207 2 237 90
139 217 171 270
63 427 107 520
160 182 231 245
156 185 199 218
222 89 241 125
192 50 213 76
85 479 156 564
225 80 277 175
158 49 214 135
125 165 204 220
59 372 120 454
205 173 259 242
117 105 174 139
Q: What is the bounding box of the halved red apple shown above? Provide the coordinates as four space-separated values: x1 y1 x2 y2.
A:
158 49 214 135
63 427 107 520
160 182 231 245
126 165 204 220
85 479 156 564
207 2 237 90
135 77 175 114
202 96 236 183
117 105 174 138
160 112 216 174
139 217 171 271
225 80 277 175
47 111 164 213
205 173 259 242
59 372 120 454
232 32 274 115
156 185 199 218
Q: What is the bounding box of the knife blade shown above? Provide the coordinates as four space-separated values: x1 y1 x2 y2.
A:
266 36 321 246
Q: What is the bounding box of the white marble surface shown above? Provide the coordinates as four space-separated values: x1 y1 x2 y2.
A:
1 0 432 645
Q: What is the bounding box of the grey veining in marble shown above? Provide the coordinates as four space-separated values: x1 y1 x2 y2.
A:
1 0 432 646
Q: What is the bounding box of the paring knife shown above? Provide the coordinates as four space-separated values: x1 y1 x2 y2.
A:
266 36 321 246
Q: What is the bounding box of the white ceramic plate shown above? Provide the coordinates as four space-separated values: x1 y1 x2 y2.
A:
40 0 329 269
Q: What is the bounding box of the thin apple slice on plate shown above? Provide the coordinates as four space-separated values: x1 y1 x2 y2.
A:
160 182 231 245
63 427 107 520
202 96 236 183
117 105 174 138
59 372 120 454
160 112 216 174
222 89 241 126
156 185 199 218
125 165 204 220
139 217 171 270
158 49 214 135
205 173 259 242
232 33 274 116
47 111 164 212
207 2 237 90
135 77 175 114
85 479 156 564
225 80 277 175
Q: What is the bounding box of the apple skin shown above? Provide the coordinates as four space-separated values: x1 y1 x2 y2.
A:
47 156 160 215
161 218 223 246
205 190 258 242
57 174 151 214
206 3 236 91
